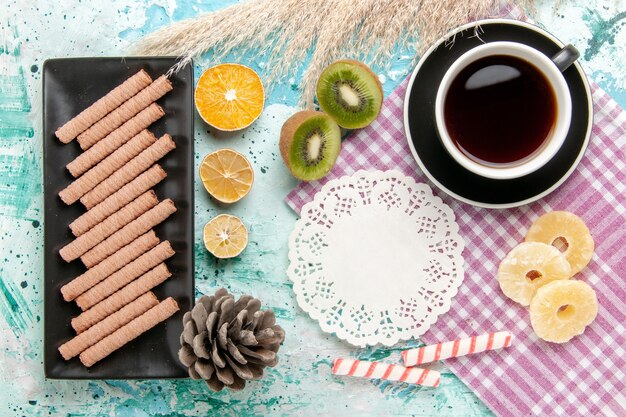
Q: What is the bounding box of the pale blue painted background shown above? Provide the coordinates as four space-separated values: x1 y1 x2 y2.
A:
0 0 625 415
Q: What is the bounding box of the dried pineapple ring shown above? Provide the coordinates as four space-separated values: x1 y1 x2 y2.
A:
525 211 594 276
497 242 571 306
530 280 598 343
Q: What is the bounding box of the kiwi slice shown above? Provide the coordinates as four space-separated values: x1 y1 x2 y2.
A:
316 60 383 129
279 110 341 181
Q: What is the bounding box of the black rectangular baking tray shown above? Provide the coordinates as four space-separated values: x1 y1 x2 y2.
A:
43 57 194 379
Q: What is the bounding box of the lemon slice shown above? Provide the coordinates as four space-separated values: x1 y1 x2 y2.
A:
203 214 248 259
200 149 254 203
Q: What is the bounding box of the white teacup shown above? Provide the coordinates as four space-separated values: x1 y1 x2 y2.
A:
435 41 579 180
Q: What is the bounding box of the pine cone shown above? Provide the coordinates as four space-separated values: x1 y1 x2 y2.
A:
178 288 285 391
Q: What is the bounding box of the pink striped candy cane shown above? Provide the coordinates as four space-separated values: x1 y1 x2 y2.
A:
331 358 440 387
402 331 512 367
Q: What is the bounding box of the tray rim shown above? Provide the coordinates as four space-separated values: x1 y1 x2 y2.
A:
42 56 195 380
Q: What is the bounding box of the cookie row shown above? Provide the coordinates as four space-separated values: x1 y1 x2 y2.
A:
54 69 180 367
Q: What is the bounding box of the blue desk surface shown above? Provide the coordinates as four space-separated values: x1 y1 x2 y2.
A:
1 1 624 415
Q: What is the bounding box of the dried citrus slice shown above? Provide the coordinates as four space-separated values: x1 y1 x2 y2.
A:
525 211 594 276
195 63 264 131
530 280 598 343
497 242 571 306
203 214 248 259
200 149 254 203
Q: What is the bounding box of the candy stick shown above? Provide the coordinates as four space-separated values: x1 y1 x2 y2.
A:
401 331 513 367
76 241 174 310
60 230 159 301
71 264 171 333
80 199 176 268
59 191 158 262
66 103 164 176
59 292 159 360
55 69 152 143
332 358 440 387
69 165 166 236
77 76 173 149
58 130 156 205
80 134 175 209
79 297 179 367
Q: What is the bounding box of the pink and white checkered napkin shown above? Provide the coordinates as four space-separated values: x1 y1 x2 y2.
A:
285 28 626 417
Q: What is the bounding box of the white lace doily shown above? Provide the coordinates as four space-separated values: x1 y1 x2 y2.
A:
287 170 465 347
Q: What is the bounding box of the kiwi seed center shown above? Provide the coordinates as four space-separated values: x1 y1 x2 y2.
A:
339 83 361 107
335 81 364 111
303 129 326 166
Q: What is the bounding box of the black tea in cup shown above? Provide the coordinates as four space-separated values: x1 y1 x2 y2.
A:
443 55 557 166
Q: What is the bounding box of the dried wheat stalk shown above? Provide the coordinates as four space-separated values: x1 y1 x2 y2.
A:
133 0 534 108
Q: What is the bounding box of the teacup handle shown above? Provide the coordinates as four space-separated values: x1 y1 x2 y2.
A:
551 44 580 72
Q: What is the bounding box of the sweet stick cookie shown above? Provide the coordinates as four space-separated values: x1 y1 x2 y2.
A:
80 134 176 209
69 165 167 236
332 358 441 387
79 297 179 367
59 292 159 360
58 191 158 263
61 231 159 301
77 76 173 149
55 70 152 144
80 199 176 268
58 130 157 205
76 241 175 310
71 264 171 333
402 331 513 366
67 103 164 176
